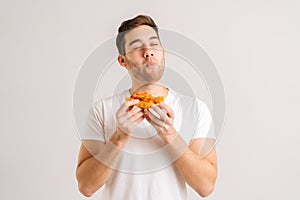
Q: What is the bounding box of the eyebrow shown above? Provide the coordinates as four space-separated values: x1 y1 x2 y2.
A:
128 36 160 46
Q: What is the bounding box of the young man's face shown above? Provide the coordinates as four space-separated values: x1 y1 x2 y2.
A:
121 25 165 83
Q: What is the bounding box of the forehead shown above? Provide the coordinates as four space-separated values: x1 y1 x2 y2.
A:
124 25 158 45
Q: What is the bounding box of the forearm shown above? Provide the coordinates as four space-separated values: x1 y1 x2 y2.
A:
76 155 114 197
145 102 217 196
76 130 129 197
174 147 217 197
165 134 217 197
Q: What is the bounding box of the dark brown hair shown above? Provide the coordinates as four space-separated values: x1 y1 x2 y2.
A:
116 15 159 55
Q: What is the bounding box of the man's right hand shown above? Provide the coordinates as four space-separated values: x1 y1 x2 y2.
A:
110 99 144 147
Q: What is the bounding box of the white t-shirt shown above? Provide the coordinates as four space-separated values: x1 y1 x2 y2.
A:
82 89 215 200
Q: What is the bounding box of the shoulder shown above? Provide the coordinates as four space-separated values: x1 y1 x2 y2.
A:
170 89 208 114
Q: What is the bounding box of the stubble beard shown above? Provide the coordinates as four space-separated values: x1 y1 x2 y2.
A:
128 59 165 83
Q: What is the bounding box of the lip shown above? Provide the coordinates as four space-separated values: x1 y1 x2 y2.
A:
144 61 158 67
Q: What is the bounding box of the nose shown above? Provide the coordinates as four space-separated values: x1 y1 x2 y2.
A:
143 48 154 58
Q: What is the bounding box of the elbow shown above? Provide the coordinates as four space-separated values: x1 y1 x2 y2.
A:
76 171 105 197
196 168 217 197
78 183 95 197
77 179 105 197
196 183 215 198
76 170 96 197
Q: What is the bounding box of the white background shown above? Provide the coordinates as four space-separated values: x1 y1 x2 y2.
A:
1 0 300 199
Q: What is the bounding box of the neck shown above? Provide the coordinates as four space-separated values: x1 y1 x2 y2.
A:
130 82 169 97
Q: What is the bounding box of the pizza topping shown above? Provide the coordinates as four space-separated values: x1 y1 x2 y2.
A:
126 91 165 108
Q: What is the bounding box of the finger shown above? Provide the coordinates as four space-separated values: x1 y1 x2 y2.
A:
159 102 174 119
118 107 142 121
121 112 144 134
148 109 171 131
145 109 166 128
117 111 143 131
151 105 168 121
128 106 143 117
117 101 141 119
145 115 170 133
129 110 144 123
134 115 145 124
144 113 159 129
118 99 140 114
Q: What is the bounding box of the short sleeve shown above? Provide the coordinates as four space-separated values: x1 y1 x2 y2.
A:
193 100 216 139
81 101 106 142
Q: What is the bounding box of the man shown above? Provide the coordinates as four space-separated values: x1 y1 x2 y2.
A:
76 15 217 199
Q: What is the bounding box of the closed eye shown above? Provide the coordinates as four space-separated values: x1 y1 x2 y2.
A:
134 46 144 50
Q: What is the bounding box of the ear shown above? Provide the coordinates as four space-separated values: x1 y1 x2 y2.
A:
117 55 127 68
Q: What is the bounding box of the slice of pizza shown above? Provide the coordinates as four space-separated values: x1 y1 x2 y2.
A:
126 91 165 108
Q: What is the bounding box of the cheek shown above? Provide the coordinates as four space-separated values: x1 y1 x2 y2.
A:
156 48 164 55
155 50 165 61
125 54 143 66
127 51 143 60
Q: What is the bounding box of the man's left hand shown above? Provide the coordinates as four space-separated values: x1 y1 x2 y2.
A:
144 103 178 143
